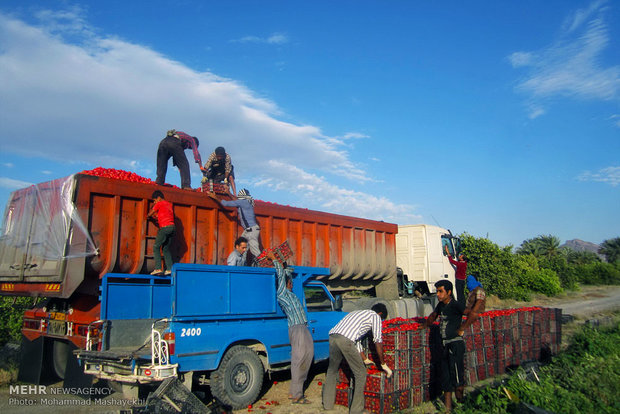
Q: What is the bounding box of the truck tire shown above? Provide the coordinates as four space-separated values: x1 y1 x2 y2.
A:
52 340 70 379
210 345 264 409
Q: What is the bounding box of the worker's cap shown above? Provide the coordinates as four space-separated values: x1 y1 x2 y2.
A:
238 188 251 197
166 129 176 137
215 146 226 156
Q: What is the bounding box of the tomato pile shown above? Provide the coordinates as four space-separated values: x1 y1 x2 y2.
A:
80 167 157 185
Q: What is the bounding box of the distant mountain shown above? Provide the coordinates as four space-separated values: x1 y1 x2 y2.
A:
562 239 601 256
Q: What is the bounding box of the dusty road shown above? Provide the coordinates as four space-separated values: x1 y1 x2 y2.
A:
1 285 618 414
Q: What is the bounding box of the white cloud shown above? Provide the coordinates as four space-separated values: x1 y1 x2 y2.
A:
508 51 534 68
0 177 33 190
527 105 546 119
510 0 620 117
0 10 416 221
2 163 14 168
342 132 370 140
578 166 620 187
230 32 289 45
253 160 420 223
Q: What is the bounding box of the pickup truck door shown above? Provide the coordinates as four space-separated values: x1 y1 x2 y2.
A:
303 283 345 361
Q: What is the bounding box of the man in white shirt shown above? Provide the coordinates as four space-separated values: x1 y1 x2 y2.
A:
322 304 392 414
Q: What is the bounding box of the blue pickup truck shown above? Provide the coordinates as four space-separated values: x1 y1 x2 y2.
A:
75 263 344 408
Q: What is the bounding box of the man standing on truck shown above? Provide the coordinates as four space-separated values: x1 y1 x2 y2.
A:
209 189 261 263
268 251 314 405
156 129 202 189
202 146 236 195
227 237 248 266
147 191 176 276
323 304 392 414
444 245 468 306
423 280 465 413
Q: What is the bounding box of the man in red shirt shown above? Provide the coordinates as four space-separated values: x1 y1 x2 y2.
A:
147 191 176 275
444 245 468 306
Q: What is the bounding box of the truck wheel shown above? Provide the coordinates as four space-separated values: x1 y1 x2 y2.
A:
210 346 264 409
52 340 70 379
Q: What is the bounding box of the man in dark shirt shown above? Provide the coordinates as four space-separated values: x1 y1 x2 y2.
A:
423 280 465 413
156 129 202 189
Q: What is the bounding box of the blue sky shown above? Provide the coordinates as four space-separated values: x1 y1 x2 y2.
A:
0 0 618 247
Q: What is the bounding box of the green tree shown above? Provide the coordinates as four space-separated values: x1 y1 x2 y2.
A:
517 234 561 259
516 238 538 255
534 235 562 259
566 249 601 266
599 237 620 263
458 233 524 299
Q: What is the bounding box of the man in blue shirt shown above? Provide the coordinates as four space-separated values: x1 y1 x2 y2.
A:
269 252 314 404
227 237 248 266
209 188 262 263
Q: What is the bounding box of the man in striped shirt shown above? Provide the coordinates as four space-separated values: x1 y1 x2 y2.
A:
271 253 314 404
322 305 392 414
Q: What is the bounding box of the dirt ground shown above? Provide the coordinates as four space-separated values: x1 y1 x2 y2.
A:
1 285 618 414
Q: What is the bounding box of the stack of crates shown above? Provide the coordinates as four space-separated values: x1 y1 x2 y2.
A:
333 307 562 412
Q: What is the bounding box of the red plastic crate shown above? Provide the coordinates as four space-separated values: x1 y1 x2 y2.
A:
335 387 350 407
410 386 424 406
365 371 395 393
409 368 423 387
465 367 477 385
397 390 410 410
485 347 495 363
410 349 424 367
200 181 229 194
364 392 398 414
383 350 409 370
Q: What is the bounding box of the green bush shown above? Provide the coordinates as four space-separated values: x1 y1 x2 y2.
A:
0 296 31 345
459 234 520 299
518 268 562 296
539 255 579 290
576 262 620 285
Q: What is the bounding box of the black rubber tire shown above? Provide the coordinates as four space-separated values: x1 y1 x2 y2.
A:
52 340 69 379
210 346 264 409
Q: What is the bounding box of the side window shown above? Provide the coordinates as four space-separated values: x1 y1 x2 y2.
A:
442 235 454 256
304 286 333 312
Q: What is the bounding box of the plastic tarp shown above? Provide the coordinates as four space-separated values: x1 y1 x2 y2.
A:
1 175 97 260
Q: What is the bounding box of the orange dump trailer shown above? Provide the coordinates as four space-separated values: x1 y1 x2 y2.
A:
0 172 397 383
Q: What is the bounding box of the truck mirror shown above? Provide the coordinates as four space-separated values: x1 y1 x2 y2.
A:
332 295 343 311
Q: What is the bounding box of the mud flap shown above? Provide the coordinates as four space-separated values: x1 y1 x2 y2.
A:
63 342 93 389
17 335 48 384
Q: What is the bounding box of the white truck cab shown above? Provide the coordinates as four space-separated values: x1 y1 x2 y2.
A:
396 224 459 296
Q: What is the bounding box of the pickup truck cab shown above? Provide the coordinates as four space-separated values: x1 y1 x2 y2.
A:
76 263 344 408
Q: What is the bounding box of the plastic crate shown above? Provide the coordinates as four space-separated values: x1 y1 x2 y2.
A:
144 377 209 414
364 392 399 414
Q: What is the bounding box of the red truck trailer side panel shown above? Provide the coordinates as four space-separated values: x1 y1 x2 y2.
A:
0 173 397 298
